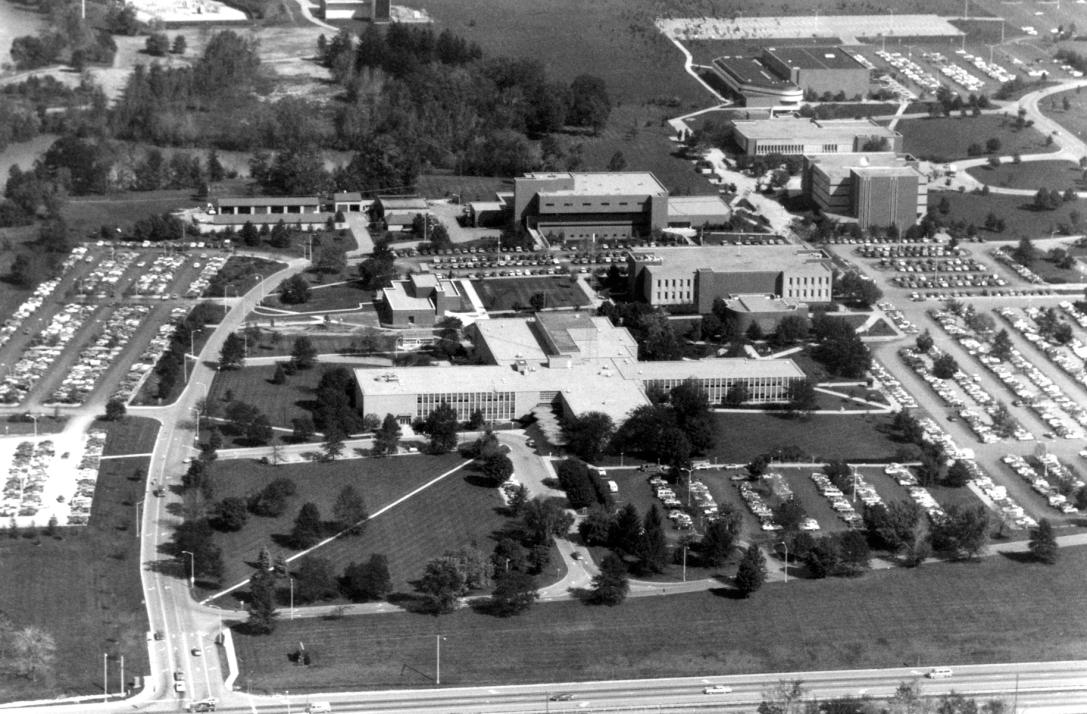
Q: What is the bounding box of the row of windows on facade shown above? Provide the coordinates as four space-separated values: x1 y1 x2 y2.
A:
787 275 827 286
644 376 797 402
543 201 633 208
415 392 515 420
755 143 842 155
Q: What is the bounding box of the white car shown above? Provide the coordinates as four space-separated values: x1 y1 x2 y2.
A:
703 685 733 694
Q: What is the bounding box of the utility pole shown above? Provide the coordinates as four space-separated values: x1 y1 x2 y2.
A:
119 655 124 696
435 635 446 685
102 653 108 702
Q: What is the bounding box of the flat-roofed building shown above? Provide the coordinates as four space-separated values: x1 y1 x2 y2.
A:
761 46 870 99
513 172 669 242
802 153 927 229
332 192 365 213
215 196 322 215
717 294 810 335
709 56 803 108
627 245 832 310
379 274 467 328
666 195 732 228
732 117 902 156
372 197 428 231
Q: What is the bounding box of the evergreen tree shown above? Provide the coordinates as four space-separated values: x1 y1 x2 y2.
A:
289 502 323 549
589 553 629 605
332 485 368 535
246 569 278 634
734 544 767 597
636 504 668 573
1028 518 1058 564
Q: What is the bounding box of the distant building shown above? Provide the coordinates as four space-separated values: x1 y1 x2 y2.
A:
512 172 670 242
627 245 833 311
332 192 366 213
731 117 902 157
355 312 805 423
666 195 732 229
378 274 469 327
215 196 322 216
761 47 870 99
717 294 810 335
319 0 388 21
372 197 428 232
802 153 928 229
709 56 803 108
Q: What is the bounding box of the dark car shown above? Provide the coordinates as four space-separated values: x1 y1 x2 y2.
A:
548 693 574 701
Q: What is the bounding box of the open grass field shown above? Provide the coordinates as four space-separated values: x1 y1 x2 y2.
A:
0 421 155 702
897 115 1058 162
233 543 1087 692
98 416 161 457
707 412 899 463
278 283 374 313
203 453 495 600
207 362 356 434
929 191 1087 237
966 159 1083 191
471 277 590 311
60 190 202 232
1039 89 1087 139
415 175 512 204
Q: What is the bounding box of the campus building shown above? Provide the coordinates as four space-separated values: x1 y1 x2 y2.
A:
708 57 803 108
371 197 429 232
760 47 870 99
717 294 810 335
731 117 902 157
215 196 322 216
378 274 470 328
355 312 805 423
802 153 927 229
319 0 389 20
626 245 833 311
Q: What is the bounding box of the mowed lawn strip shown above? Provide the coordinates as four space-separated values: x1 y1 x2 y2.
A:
205 454 508 599
707 413 899 463
233 545 1087 692
98 416 162 456
928 192 1087 237
207 364 341 432
897 115 1058 162
0 422 156 700
965 159 1082 190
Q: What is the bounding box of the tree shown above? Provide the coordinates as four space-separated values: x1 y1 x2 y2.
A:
424 402 459 453
341 554 391 601
773 498 806 533
607 151 627 171
589 553 629 605
931 504 990 560
145 32 170 56
245 415 274 445
294 556 338 603
734 544 766 597
1012 237 1038 266
290 336 318 370
291 416 316 442
1028 518 1058 564
563 411 614 462
246 569 278 634
332 485 368 535
289 502 323 549
280 274 311 304
372 413 402 456
322 427 346 461
785 378 817 417
835 271 883 308
417 557 466 613
610 502 643 555
811 316 870 378
172 34 187 55
915 329 934 353
985 137 1002 153
489 571 538 616
211 497 248 532
724 381 749 407
219 333 246 369
271 363 287 385
481 452 514 485
636 504 668 573
945 459 973 487
932 353 959 379
774 314 810 345
104 398 127 421
990 329 1013 361
521 497 574 544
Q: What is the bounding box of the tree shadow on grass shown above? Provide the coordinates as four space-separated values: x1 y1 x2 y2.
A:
997 550 1038 564
707 585 748 600
386 592 439 615
462 473 494 489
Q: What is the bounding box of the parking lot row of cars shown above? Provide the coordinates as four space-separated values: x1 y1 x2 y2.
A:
857 244 963 260
891 268 1006 291
0 303 99 405
878 301 920 334
1003 453 1081 514
992 249 1047 285
1061 301 1087 330
76 251 139 297
954 49 1015 84
67 430 107 526
875 50 942 91
880 257 987 274
937 61 986 92
1018 305 1087 386
186 255 229 299
869 360 918 409
0 276 63 355
113 306 189 405
809 472 865 527
0 440 54 520
48 305 153 406
826 234 944 246
133 253 189 297
736 481 780 532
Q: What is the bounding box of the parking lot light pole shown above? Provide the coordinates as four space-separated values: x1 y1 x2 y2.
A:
29 414 38 438
435 635 447 685
253 274 264 302
135 499 144 540
781 540 789 583
289 577 295 620
181 550 195 589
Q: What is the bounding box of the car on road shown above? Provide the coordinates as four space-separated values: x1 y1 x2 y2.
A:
570 551 582 560
703 685 733 694
191 648 202 657
548 693 574 701
927 667 953 679
174 670 184 681
174 681 186 693
153 631 163 640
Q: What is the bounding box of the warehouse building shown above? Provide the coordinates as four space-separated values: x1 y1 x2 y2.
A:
761 47 870 99
627 245 833 311
802 153 927 229
355 313 804 423
731 117 902 157
708 56 804 108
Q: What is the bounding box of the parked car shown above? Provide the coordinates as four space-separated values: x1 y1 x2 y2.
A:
703 685 733 694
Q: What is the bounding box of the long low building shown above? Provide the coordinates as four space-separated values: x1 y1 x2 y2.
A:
356 312 805 423
731 117 902 157
709 56 803 109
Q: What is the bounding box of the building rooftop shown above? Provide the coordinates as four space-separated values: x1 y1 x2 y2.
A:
611 356 805 381
534 313 638 360
382 283 432 311
525 172 668 197
732 117 899 143
713 57 795 88
766 46 866 71
217 196 320 207
333 191 363 201
634 245 831 279
378 197 428 210
667 195 732 221
850 165 925 178
473 319 549 365
723 294 806 314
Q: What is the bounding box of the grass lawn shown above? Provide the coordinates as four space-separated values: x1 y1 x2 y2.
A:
707 412 899 463
59 190 201 231
207 363 352 435
1039 89 1087 139
1027 254 1087 284
470 277 590 311
203 453 500 600
97 416 162 456
0 423 155 702
415 175 512 204
232 544 1087 692
897 115 1058 162
965 159 1082 191
203 256 288 299
929 191 1087 238
274 282 373 313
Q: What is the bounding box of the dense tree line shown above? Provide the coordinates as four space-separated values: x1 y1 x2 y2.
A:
151 302 222 401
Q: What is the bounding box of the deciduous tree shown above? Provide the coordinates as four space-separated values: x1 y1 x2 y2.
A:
734 544 766 596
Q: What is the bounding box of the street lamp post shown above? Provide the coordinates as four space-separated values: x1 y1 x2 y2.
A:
29 414 38 439
781 540 789 583
253 274 264 302
684 468 693 507
289 577 295 620
181 550 195 589
435 635 447 685
102 653 107 702
135 499 144 540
